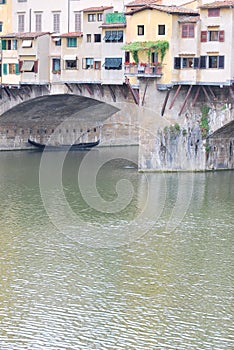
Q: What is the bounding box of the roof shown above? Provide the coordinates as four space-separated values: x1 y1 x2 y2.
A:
178 15 200 23
126 0 161 6
99 23 126 28
126 5 199 15
60 32 83 38
82 6 113 12
0 32 50 39
200 1 234 8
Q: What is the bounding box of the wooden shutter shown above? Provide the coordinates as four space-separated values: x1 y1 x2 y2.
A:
200 56 206 69
219 30 225 42
193 57 199 69
19 60 23 72
3 63 8 75
174 57 181 69
15 63 20 75
201 31 207 42
1 39 6 50
218 56 225 69
34 60 38 73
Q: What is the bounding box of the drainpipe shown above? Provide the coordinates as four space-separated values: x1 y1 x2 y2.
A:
29 8 32 32
68 0 70 32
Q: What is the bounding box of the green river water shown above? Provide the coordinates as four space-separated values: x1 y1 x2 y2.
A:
0 147 233 349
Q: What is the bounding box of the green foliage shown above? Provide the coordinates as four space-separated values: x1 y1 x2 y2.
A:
200 105 210 138
174 123 180 132
122 40 169 64
182 128 187 136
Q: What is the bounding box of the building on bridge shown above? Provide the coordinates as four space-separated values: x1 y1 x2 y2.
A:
0 1 233 91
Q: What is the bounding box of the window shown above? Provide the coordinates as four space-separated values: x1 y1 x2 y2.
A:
104 30 123 43
201 30 225 42
20 60 38 73
208 8 220 17
151 52 158 64
182 57 194 68
75 12 81 32
0 22 3 32
67 37 77 47
94 34 101 42
182 24 194 38
125 51 130 63
65 59 77 70
208 30 219 41
9 63 19 74
55 38 61 46
18 14 25 32
53 13 60 32
88 14 96 22
82 58 94 69
87 34 91 42
94 60 101 70
97 13 103 22
0 0 6 4
158 25 165 35
208 55 224 68
22 39 32 48
104 57 122 70
137 25 144 36
52 58 61 73
208 30 224 42
174 57 199 69
35 13 42 32
199 55 224 69
2 39 17 50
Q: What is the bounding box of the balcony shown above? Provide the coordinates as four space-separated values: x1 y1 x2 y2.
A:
124 63 162 77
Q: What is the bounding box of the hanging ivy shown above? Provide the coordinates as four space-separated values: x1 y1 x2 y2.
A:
122 40 169 64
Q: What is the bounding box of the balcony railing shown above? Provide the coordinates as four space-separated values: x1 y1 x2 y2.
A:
124 64 162 77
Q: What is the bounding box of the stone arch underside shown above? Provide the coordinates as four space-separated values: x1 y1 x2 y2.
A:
207 120 234 169
0 94 119 149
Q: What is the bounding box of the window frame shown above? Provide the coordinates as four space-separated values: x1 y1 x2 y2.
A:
97 13 103 22
158 24 165 36
208 8 220 17
18 13 25 32
137 25 144 36
35 13 42 32
88 14 96 22
67 37 77 48
74 12 81 32
182 24 195 38
65 59 77 70
52 58 61 73
82 57 94 69
53 13 60 33
94 34 101 43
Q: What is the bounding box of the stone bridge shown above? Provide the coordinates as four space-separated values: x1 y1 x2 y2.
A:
0 82 142 150
0 81 233 170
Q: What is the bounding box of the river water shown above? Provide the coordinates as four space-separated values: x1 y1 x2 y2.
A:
0 147 233 350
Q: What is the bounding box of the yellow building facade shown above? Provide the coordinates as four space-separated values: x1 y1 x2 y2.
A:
0 0 12 35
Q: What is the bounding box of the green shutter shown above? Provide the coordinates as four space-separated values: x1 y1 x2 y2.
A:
1 39 6 50
3 63 8 75
15 63 20 75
